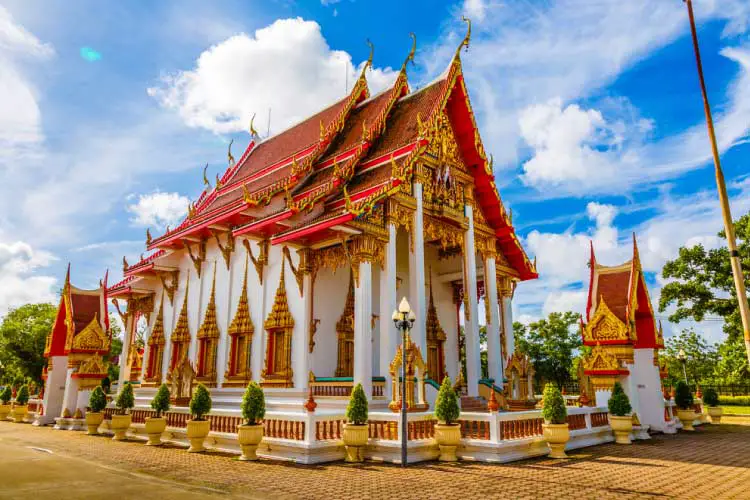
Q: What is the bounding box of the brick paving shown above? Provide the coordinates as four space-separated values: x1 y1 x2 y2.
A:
1 421 749 499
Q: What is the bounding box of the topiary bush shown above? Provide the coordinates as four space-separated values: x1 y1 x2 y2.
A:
541 383 567 424
15 385 29 405
702 387 719 407
435 376 460 425
674 381 694 410
100 376 111 394
89 386 107 413
189 384 212 421
151 384 171 417
346 383 368 425
115 382 135 415
608 382 632 416
0 386 11 404
241 381 265 425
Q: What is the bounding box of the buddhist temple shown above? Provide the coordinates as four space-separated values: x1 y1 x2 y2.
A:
580 236 674 433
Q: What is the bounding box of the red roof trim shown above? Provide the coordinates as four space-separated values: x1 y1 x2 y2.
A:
271 212 354 245
232 210 293 237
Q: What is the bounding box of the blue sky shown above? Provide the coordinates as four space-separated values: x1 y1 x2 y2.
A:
1 0 749 344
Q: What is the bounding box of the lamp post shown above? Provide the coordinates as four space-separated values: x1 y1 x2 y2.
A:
678 348 689 385
392 297 415 468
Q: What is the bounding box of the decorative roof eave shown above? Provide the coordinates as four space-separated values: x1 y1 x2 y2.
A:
148 201 249 251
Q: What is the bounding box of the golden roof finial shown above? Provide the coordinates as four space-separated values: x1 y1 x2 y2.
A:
202 163 210 187
455 16 471 58
249 112 258 138
227 138 235 166
401 33 417 73
366 39 374 70
122 256 129 272
215 173 223 189
146 228 152 246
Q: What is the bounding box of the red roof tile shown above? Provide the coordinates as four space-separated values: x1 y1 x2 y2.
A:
596 270 631 323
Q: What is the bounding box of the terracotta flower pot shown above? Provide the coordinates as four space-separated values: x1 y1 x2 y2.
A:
543 422 570 459
12 405 28 424
111 414 132 440
145 417 167 446
435 423 461 462
676 409 696 431
609 415 633 445
342 423 368 463
85 412 104 435
707 406 723 425
237 423 264 461
0 404 11 421
186 419 210 453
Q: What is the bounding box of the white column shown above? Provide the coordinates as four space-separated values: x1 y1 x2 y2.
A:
485 258 502 385
216 257 234 388
409 183 427 358
463 204 481 397
292 272 313 390
354 260 373 400
60 368 78 417
188 267 205 364
36 356 68 425
117 309 135 389
380 223 398 399
502 295 514 357
251 242 267 382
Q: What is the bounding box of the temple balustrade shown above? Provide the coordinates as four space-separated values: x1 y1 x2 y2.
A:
309 376 386 398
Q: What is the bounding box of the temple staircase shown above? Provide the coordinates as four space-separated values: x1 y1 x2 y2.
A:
460 396 488 412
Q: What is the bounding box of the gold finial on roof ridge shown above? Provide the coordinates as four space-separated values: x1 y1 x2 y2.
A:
202 163 210 187
250 112 258 138
400 33 416 74
455 16 471 58
227 138 235 167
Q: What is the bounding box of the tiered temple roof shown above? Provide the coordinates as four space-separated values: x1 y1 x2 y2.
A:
110 24 537 296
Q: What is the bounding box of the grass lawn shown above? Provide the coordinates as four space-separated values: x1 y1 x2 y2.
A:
720 406 750 415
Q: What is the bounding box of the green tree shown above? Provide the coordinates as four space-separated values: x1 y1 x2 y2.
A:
107 316 123 382
0 303 57 386
663 328 718 386
714 336 750 384
345 383 368 425
659 213 750 342
435 376 460 424
514 312 581 389
479 325 488 379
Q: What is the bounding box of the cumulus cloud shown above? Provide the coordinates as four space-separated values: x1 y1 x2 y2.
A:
0 241 57 316
148 18 398 136
127 191 190 229
463 0 487 22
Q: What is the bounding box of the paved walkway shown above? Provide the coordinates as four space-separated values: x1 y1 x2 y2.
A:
0 421 749 499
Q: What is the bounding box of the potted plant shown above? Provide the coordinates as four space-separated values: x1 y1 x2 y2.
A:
146 384 171 445
674 381 695 431
111 382 134 440
0 386 12 421
434 376 461 462
607 382 633 444
702 387 722 424
187 383 212 453
86 386 107 435
238 381 265 461
342 383 368 463
12 385 30 423
541 383 569 458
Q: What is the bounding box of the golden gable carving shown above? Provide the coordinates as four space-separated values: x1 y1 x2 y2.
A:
71 315 109 352
583 298 630 343
582 345 621 373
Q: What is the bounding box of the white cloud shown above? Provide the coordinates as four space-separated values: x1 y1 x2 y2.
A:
0 241 57 316
127 191 190 230
148 18 398 135
463 0 487 22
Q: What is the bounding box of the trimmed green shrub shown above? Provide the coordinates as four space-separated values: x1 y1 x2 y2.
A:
717 395 750 406
0 386 11 404
346 383 368 425
151 384 171 417
702 388 719 407
15 385 29 405
674 381 694 410
100 376 111 394
89 386 107 413
435 376 460 425
541 383 567 424
607 382 632 416
115 382 135 414
241 381 266 425
189 384 212 421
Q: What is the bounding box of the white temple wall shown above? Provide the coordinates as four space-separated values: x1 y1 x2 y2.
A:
371 264 381 376
281 245 308 390
310 267 349 377
395 226 411 306
633 348 667 432
242 238 267 383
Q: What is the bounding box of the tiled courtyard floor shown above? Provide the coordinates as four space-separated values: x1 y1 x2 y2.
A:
1 420 749 500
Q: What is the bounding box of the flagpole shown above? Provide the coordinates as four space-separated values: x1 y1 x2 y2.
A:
684 0 750 365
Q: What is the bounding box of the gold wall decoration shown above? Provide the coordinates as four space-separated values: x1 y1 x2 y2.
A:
349 234 385 286
335 271 356 377
144 295 165 385
195 264 220 386
425 275 447 382
186 239 206 277
212 230 235 270
261 260 295 388
423 215 463 251
583 298 630 343
242 238 268 285
225 256 255 385
504 352 535 403
157 270 179 305
169 276 191 372
388 335 429 412
70 314 109 352
308 318 320 354
283 246 305 296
